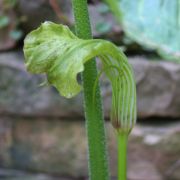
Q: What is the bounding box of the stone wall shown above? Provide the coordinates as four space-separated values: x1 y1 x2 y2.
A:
0 51 179 118
0 117 180 180
0 51 180 179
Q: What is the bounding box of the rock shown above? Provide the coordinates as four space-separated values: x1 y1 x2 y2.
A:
128 160 162 180
103 56 180 118
0 118 12 167
0 51 180 118
0 168 70 180
130 123 180 180
10 118 88 177
0 51 83 117
156 128 180 180
0 116 179 179
131 57 180 118
16 0 73 33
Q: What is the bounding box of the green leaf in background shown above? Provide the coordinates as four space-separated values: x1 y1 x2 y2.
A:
0 16 10 28
24 22 136 133
106 0 180 62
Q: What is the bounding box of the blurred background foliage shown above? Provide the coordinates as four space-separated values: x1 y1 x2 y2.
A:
1 0 180 63
106 0 180 62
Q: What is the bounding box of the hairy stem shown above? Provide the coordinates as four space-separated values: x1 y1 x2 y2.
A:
72 0 110 180
118 133 128 180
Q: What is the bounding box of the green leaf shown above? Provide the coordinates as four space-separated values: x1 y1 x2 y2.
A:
106 0 180 62
24 22 136 133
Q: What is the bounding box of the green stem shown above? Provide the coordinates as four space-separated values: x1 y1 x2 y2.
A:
72 0 110 180
118 133 128 180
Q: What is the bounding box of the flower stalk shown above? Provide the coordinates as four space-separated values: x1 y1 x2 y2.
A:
118 133 128 180
72 0 110 179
